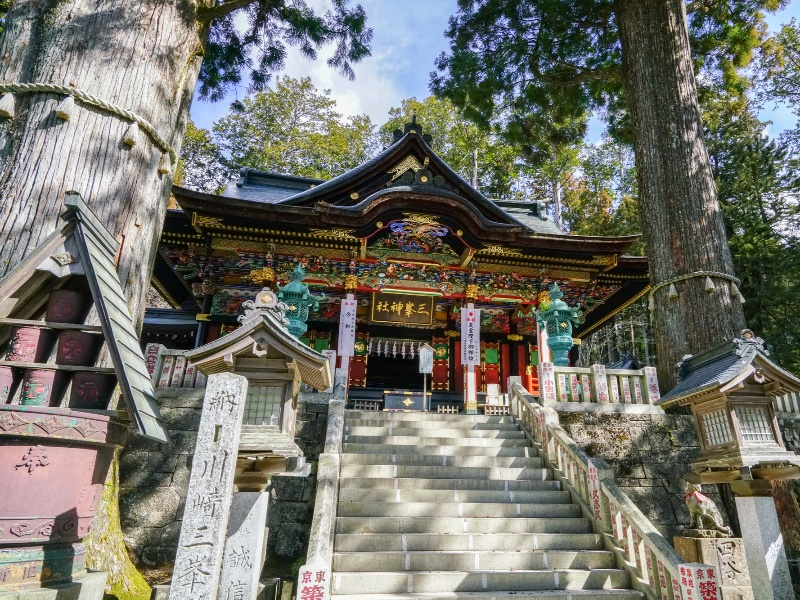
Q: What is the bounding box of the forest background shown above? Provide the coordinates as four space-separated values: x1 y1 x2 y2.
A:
176 6 800 378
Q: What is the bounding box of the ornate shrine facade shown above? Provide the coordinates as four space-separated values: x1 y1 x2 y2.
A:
147 119 649 398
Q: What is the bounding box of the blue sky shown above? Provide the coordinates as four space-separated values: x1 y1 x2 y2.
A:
190 1 800 141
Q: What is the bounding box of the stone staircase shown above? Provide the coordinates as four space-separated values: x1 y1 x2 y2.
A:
330 410 643 599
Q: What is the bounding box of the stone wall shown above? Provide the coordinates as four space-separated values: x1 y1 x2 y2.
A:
775 413 800 559
555 411 712 541
264 398 329 579
118 389 330 579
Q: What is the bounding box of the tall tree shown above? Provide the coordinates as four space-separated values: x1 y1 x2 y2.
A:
213 76 377 179
431 0 779 386
0 2 371 596
174 119 232 194
560 138 644 253
379 96 520 197
704 96 800 374
0 0 371 324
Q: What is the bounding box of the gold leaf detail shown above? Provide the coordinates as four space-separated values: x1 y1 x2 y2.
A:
309 228 357 241
388 155 423 181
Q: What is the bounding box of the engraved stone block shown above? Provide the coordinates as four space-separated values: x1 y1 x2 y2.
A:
168 373 248 600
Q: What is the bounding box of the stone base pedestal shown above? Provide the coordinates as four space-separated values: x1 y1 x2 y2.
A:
674 536 754 600
0 571 107 600
733 486 794 600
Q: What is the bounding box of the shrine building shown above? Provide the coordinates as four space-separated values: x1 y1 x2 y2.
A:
147 117 649 407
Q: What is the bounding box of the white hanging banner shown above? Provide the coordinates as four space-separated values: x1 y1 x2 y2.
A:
337 295 357 357
461 306 481 366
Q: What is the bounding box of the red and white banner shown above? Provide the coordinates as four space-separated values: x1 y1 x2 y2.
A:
460 307 480 366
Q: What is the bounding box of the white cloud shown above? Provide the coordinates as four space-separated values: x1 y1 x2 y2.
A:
190 0 457 129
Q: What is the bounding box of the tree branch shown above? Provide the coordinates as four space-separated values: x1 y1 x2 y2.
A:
542 64 621 85
199 0 258 23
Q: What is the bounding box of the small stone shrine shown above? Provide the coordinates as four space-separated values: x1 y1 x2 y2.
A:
660 329 800 600
169 288 331 600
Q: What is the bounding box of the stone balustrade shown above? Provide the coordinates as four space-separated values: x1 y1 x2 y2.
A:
305 370 348 569
538 362 661 408
145 344 207 388
775 391 800 413
509 379 722 600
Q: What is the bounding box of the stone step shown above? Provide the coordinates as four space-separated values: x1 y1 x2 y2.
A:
333 550 617 572
330 569 632 595
345 426 527 439
340 454 543 468
344 411 517 424
335 516 591 535
333 533 605 553
337 501 580 519
342 443 535 457
332 592 643 600
343 435 530 447
339 464 551 481
338 488 569 505
345 419 522 431
339 477 561 492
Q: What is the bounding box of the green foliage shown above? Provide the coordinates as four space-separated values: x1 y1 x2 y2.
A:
759 18 800 148
213 76 377 179
560 138 644 253
431 0 782 144
198 0 372 102
175 119 232 194
704 96 800 373
379 96 519 197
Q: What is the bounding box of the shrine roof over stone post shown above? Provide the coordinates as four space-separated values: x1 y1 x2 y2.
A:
658 330 800 408
0 192 169 442
185 299 332 391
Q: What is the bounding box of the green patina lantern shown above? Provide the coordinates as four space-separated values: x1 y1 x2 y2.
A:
536 283 582 367
277 265 320 338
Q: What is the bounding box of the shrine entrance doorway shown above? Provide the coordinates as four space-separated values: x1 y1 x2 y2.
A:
365 353 423 391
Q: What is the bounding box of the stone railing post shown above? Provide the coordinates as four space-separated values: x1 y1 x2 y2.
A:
643 366 660 404
538 361 557 406
591 364 610 404
304 369 348 573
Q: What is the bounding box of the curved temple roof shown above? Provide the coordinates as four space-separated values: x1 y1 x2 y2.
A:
158 125 650 335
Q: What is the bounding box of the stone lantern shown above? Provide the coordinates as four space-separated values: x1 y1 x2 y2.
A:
659 329 800 600
276 264 320 338
536 283 581 367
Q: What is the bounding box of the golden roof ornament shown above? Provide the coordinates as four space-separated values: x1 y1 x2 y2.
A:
344 274 359 292
245 266 275 285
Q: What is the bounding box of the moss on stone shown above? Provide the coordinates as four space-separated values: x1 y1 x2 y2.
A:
87 450 152 600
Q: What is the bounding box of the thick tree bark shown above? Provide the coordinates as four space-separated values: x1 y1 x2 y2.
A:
0 0 207 325
0 2 211 596
615 0 746 389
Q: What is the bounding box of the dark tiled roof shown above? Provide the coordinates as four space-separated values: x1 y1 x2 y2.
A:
223 168 323 203
494 200 564 235
659 341 755 403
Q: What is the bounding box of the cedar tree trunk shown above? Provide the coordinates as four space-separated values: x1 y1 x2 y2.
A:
615 0 746 389
0 0 206 325
0 2 209 596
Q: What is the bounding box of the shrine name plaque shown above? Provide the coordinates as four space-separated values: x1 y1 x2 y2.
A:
371 292 434 326
384 391 425 412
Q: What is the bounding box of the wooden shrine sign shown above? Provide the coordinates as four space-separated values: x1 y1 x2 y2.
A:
370 292 434 326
